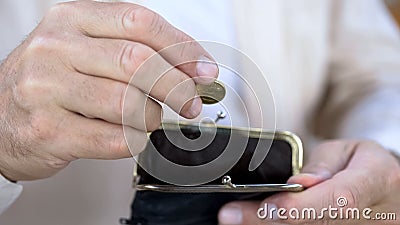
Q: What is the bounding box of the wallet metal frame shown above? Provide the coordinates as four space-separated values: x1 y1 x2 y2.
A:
132 122 304 193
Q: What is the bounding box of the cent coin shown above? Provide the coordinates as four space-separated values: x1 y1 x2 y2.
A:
196 80 226 104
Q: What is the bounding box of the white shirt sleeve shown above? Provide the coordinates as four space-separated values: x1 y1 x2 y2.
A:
0 174 22 215
333 0 400 154
316 0 400 155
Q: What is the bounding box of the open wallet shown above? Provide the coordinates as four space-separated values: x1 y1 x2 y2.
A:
121 122 304 225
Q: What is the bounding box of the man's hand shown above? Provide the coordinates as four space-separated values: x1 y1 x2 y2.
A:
218 140 400 225
0 1 218 181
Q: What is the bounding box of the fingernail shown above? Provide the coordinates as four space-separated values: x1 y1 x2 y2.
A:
188 96 202 118
219 205 243 225
197 56 218 78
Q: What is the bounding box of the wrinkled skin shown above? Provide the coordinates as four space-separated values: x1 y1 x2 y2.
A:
0 1 218 181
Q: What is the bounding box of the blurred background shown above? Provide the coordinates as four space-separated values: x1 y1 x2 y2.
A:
0 1 398 225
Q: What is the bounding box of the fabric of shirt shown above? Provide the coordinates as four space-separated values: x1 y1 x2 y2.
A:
0 176 22 215
0 1 399 225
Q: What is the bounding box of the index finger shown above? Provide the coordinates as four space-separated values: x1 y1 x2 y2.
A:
50 1 218 81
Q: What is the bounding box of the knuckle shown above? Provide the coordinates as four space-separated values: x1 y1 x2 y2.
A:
44 1 84 32
47 3 67 17
121 88 143 123
116 42 136 76
107 129 129 158
132 7 158 33
115 42 152 77
26 35 52 55
114 42 144 76
122 7 165 37
14 74 35 99
46 2 75 20
145 11 166 37
175 33 194 45
131 44 154 64
113 83 127 119
26 32 63 56
176 41 198 61
119 6 135 32
14 72 46 107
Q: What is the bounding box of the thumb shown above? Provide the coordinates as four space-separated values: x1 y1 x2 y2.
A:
218 141 358 225
259 141 396 224
288 140 358 188
218 201 268 225
219 140 397 224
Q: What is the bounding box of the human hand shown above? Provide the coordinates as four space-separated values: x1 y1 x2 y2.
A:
0 1 218 181
218 140 400 225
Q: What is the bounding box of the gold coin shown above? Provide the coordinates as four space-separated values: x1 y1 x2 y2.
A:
196 80 226 104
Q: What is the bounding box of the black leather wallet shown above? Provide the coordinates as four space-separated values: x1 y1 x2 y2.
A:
122 122 303 225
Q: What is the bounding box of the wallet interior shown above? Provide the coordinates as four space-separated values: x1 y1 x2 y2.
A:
135 122 303 186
